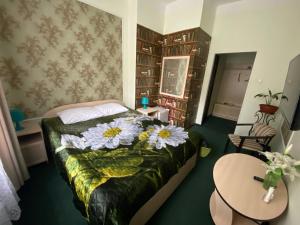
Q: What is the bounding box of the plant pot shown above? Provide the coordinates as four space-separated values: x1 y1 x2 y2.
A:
259 104 278 114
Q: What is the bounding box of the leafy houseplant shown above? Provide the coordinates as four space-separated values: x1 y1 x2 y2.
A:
254 89 288 114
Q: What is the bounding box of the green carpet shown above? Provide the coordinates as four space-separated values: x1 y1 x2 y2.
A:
15 116 236 225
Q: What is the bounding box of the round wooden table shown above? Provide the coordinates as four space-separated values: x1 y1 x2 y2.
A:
210 153 288 225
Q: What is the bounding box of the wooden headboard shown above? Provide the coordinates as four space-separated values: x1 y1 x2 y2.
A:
44 99 124 118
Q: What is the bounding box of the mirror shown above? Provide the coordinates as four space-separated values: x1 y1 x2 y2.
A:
160 56 190 98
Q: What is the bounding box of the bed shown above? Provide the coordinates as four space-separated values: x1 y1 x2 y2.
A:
41 100 202 225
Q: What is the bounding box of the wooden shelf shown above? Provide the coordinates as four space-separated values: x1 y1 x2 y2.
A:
136 95 159 99
189 65 206 70
169 115 185 122
137 37 162 46
18 133 42 146
136 75 159 79
136 85 159 89
187 77 202 82
136 64 161 68
137 51 161 58
164 67 180 71
162 41 200 47
232 212 257 225
159 95 189 102
188 66 205 71
157 103 185 112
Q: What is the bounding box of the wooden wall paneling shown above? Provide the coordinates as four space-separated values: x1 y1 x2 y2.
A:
136 25 163 108
160 27 211 128
136 25 211 127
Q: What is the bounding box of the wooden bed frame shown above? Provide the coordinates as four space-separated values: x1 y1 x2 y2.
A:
43 99 198 225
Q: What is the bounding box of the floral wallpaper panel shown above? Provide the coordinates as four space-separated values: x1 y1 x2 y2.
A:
0 0 122 118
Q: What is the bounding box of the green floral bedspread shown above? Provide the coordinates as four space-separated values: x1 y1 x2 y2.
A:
41 111 202 225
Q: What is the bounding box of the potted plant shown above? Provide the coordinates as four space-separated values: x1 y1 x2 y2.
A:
254 89 288 114
260 144 300 203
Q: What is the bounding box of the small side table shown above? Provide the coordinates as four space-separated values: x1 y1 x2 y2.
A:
210 153 288 225
136 107 169 122
17 119 48 167
136 107 159 117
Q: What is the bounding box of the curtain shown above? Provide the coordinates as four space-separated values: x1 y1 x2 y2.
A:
0 159 21 225
0 81 29 190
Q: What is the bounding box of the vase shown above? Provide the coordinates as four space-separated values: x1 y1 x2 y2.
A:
263 187 275 203
263 172 282 190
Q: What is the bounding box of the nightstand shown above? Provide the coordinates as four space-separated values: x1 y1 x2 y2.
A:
16 119 48 167
136 107 159 117
136 106 169 122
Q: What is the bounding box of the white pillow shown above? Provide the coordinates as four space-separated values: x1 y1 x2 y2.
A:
58 107 103 124
94 103 128 116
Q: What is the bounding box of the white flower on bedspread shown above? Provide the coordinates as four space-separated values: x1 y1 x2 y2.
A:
82 120 142 149
61 134 87 150
148 125 188 149
59 116 187 151
113 115 153 125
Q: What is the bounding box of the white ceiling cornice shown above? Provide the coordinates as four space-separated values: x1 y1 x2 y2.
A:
161 0 177 3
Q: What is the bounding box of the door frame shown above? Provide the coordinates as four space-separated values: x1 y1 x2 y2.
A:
202 52 257 123
202 54 220 123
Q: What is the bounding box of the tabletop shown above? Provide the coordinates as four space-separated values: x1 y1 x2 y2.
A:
213 153 288 221
137 107 159 114
16 120 41 137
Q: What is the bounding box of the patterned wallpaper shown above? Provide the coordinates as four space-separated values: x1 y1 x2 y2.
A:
0 0 122 118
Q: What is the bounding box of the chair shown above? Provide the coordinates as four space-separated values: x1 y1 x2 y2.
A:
224 123 276 154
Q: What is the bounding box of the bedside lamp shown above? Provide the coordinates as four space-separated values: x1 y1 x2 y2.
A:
141 96 149 109
10 108 25 131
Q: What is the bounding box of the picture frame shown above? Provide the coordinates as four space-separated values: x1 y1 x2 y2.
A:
159 56 190 99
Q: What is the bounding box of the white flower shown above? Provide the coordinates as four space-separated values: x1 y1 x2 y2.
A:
284 144 293 155
261 144 300 181
294 161 300 166
148 125 188 149
82 120 142 149
114 115 153 126
114 116 135 122
61 134 87 150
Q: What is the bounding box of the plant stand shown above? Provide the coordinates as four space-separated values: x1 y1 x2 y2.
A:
254 111 276 125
